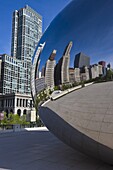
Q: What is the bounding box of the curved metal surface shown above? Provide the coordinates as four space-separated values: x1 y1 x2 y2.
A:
31 0 113 164
39 82 113 164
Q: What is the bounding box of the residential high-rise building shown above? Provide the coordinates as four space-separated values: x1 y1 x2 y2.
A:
11 5 42 94
0 5 41 116
45 50 56 88
74 52 90 68
55 41 72 86
11 5 42 64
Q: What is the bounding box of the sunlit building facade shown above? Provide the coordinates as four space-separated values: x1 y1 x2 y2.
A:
11 5 42 94
0 54 28 94
45 50 56 88
55 42 72 86
74 68 81 82
11 5 42 63
69 68 75 83
80 66 90 81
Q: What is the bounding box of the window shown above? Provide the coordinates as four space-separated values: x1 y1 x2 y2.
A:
17 98 19 107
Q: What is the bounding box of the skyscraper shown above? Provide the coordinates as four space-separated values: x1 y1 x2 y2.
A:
45 50 56 88
55 41 72 86
11 5 42 94
0 5 42 116
11 5 42 64
74 52 90 68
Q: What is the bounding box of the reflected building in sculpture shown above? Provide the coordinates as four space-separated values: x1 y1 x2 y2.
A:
55 41 72 86
89 64 103 79
35 77 46 94
98 61 107 76
69 68 75 83
74 52 90 69
31 0 113 165
45 50 56 89
74 68 81 82
80 66 90 81
41 66 45 77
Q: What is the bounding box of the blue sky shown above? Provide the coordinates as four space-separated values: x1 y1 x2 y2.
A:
0 0 113 67
0 0 71 55
34 0 113 68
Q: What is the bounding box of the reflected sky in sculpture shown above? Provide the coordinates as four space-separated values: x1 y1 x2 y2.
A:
34 0 113 70
31 0 113 164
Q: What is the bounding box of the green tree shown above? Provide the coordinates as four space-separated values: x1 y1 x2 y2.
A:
20 115 30 125
54 86 59 90
8 113 21 124
1 112 8 125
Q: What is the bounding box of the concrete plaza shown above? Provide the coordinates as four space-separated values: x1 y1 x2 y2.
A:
0 127 113 170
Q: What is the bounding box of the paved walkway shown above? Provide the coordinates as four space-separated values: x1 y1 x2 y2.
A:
0 127 112 170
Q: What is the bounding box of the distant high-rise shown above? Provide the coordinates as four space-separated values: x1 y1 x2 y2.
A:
98 61 106 67
98 61 106 76
74 68 80 82
69 68 75 83
80 66 90 81
55 41 72 86
45 50 56 88
74 52 90 68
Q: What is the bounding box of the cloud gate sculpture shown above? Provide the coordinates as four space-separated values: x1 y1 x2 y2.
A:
31 0 113 164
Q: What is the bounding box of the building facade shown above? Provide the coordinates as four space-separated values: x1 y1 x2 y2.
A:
98 61 106 76
45 50 56 89
11 5 42 63
80 66 90 81
74 68 81 82
74 52 90 68
0 54 29 94
55 41 72 86
89 64 100 79
11 5 42 94
0 5 42 116
0 93 33 116
69 68 75 83
35 77 46 94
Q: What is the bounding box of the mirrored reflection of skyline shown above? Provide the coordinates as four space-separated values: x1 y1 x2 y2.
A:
30 1 113 165
33 0 113 69
31 0 113 98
